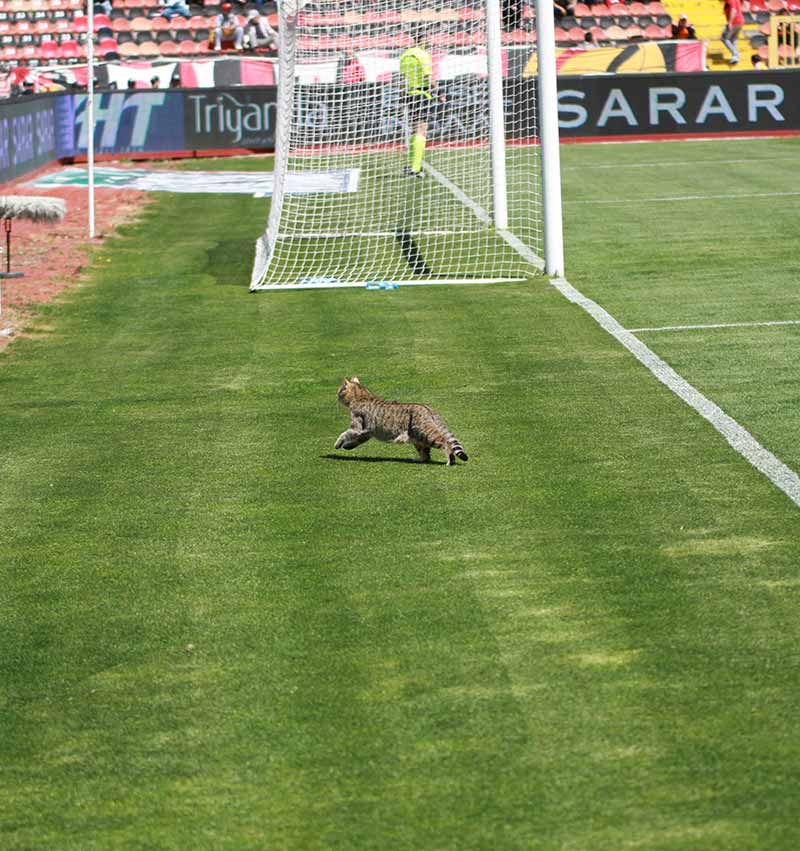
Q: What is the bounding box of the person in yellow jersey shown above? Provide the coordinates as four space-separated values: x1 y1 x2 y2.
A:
398 29 443 177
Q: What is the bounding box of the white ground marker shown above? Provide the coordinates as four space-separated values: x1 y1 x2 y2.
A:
550 276 800 509
629 319 800 333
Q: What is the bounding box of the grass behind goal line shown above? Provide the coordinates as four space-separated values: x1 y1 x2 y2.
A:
1 139 800 849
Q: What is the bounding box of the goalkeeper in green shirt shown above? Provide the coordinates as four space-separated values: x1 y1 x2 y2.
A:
398 31 441 177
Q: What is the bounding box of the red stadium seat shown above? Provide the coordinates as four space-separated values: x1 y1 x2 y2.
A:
568 25 586 41
118 40 139 56
38 40 59 59
157 39 178 54
151 15 172 30
2 44 19 59
554 25 570 40
97 36 118 53
130 15 152 31
59 39 81 58
111 17 131 31
177 38 199 53
644 22 664 37
628 2 647 13
573 3 591 16
188 14 208 29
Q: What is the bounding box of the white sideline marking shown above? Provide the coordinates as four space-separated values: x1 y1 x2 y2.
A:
561 157 799 171
630 319 800 333
566 191 800 205
551 276 800 509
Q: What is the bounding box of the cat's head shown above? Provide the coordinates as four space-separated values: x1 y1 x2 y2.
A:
337 376 367 407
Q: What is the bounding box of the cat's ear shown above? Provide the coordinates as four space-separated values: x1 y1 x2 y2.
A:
351 376 360 384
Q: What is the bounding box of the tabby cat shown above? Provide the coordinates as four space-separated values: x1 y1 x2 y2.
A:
335 377 469 465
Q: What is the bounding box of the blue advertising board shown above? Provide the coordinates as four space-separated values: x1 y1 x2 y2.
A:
0 95 59 184
70 90 184 156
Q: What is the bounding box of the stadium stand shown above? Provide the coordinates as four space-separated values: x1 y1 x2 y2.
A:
0 0 793 68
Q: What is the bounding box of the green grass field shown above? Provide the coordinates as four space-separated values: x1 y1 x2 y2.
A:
2 137 800 850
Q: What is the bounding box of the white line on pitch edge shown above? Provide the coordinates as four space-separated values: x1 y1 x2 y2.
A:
560 157 799 172
565 191 800 205
550 276 800 509
629 319 800 333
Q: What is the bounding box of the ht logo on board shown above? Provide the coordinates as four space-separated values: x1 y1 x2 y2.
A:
73 92 178 154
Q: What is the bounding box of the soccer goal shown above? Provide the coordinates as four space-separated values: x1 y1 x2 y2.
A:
250 0 563 291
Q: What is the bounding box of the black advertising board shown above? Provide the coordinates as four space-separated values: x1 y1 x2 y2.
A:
549 70 800 139
182 87 278 150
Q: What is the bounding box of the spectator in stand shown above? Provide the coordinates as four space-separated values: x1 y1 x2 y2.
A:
721 0 743 65
501 0 523 30
214 3 244 51
671 13 696 39
151 76 160 88
751 53 767 68
341 50 366 83
158 0 190 21
583 30 598 47
245 9 277 51
553 0 573 20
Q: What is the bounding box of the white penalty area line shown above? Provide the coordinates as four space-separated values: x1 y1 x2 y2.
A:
629 319 800 333
551 276 800 509
566 190 800 205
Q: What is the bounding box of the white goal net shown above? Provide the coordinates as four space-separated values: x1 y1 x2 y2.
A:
251 0 553 290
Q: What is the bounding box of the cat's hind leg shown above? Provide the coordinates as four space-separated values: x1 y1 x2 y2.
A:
414 443 432 463
335 429 372 450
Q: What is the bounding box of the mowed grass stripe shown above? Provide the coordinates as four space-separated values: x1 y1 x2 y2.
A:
0 145 799 848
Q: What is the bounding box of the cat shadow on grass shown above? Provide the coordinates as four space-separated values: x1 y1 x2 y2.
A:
321 453 446 465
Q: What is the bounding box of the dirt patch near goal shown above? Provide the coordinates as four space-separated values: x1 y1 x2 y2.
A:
0 161 152 351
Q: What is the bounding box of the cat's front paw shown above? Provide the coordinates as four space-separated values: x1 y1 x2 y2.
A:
334 432 349 450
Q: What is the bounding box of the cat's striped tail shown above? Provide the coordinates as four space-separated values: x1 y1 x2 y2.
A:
447 433 469 463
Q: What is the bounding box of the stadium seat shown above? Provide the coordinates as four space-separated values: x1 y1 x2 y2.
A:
118 40 139 56
130 16 152 31
766 0 786 9
568 24 585 40
643 22 664 37
59 39 81 58
177 38 199 53
2 44 19 59
158 39 178 54
38 40 58 59
151 16 171 31
605 23 626 39
628 2 647 13
188 14 208 29
97 36 118 53
111 17 132 32
137 38 159 55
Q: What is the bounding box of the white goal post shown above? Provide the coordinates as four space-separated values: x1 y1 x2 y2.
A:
250 0 563 291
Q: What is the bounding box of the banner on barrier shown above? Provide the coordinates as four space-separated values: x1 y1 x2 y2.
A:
1 72 799 186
